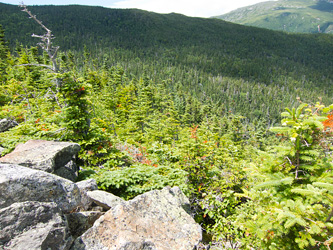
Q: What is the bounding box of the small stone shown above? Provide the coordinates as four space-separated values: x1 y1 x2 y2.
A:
86 190 125 211
0 118 18 133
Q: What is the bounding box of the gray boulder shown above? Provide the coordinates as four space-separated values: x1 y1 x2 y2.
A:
0 164 81 213
0 201 73 250
86 190 125 211
0 118 18 133
72 186 202 250
0 140 80 181
76 179 99 210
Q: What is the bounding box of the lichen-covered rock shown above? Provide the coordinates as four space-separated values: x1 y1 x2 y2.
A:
0 118 18 133
76 179 99 210
0 146 5 155
86 190 125 211
66 211 104 238
0 164 81 213
0 201 73 250
72 186 202 250
0 140 80 181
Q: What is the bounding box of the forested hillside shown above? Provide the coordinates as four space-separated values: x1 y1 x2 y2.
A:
1 3 333 249
0 2 333 123
215 0 333 34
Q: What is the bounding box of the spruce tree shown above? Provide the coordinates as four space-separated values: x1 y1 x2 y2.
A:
235 102 333 249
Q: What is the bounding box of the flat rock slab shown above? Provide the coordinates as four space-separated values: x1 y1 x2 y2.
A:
76 179 98 192
87 190 125 211
0 140 80 180
72 186 202 250
0 164 81 213
0 201 73 250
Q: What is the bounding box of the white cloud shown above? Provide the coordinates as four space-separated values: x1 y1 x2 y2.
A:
112 0 272 17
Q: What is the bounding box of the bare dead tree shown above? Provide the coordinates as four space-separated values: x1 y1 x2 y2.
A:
18 2 63 96
19 2 59 73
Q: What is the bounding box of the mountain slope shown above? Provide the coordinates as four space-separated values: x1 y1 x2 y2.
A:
0 3 331 73
0 3 332 122
214 0 333 33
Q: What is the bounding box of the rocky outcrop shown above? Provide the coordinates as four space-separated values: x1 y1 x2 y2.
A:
0 140 80 181
0 118 18 133
0 201 73 250
0 164 81 213
0 159 202 249
72 186 202 250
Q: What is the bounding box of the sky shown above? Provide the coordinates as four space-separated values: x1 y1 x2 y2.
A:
0 0 273 17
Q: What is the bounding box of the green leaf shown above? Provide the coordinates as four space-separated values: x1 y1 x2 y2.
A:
255 176 293 189
296 103 308 118
303 119 324 130
299 155 314 162
281 112 291 117
313 182 333 192
323 107 330 113
269 127 290 133
285 218 297 228
291 185 323 196
284 108 292 116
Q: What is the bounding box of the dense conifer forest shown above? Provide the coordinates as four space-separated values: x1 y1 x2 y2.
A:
0 3 333 249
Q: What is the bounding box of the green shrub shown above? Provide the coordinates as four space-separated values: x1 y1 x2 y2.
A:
91 164 188 200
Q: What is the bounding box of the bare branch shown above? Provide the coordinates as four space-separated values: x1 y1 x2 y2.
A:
285 156 293 165
45 87 63 108
19 3 51 34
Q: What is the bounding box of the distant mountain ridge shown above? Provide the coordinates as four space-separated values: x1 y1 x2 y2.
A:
214 0 333 33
